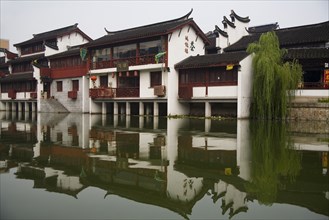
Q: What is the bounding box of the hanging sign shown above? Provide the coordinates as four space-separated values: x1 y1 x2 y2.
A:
324 69 329 88
117 61 129 72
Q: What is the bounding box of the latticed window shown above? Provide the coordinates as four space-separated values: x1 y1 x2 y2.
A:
150 71 162 87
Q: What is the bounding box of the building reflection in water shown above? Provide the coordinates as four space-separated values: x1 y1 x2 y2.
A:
0 111 328 219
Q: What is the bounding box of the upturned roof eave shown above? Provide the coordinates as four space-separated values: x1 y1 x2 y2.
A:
87 20 210 49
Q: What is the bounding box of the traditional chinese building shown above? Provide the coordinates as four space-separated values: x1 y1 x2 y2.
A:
85 9 210 116
175 10 329 118
0 24 92 113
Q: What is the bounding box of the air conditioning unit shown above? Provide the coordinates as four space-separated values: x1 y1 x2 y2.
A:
154 85 166 97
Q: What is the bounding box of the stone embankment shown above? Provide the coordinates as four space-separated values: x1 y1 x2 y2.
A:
289 102 329 121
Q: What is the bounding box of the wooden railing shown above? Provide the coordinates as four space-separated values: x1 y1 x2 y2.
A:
89 87 139 99
179 86 193 99
298 82 329 89
51 65 87 79
91 54 165 70
8 89 16 99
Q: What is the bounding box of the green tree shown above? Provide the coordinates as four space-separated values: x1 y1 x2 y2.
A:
247 32 302 119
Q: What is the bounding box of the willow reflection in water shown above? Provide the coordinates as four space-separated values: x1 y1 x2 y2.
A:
0 112 328 220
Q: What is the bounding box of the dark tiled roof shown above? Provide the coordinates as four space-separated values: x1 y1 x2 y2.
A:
175 51 249 69
8 53 45 64
0 72 34 82
14 24 92 47
230 10 250 23
47 47 80 59
225 21 329 52
86 12 209 48
284 48 329 60
247 23 279 34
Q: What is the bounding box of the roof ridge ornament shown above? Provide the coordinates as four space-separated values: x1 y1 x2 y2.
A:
215 25 228 38
230 10 250 23
222 16 236 28
104 9 193 35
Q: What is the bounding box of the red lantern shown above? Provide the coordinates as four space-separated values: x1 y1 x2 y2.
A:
134 70 138 76
90 75 97 81
126 71 130 77
119 72 122 77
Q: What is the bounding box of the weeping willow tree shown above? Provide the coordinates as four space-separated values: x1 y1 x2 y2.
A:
245 121 302 205
247 32 302 119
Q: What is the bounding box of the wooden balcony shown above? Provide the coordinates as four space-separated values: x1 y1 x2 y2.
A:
91 54 165 70
179 86 193 99
51 65 87 79
68 90 78 99
298 82 329 89
8 89 16 99
89 87 139 99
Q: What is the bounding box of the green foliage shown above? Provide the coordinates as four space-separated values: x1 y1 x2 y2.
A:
245 121 302 205
247 32 302 119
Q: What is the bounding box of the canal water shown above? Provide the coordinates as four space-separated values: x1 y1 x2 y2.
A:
0 112 328 220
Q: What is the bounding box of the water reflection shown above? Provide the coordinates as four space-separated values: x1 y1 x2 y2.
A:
0 111 328 219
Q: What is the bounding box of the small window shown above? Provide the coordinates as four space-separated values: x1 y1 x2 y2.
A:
150 71 162 87
100 75 108 88
72 80 79 91
57 81 63 92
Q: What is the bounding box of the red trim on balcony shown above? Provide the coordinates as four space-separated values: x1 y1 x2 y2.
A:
51 65 87 79
90 54 165 70
179 86 193 99
89 87 139 99
40 67 51 78
8 89 16 99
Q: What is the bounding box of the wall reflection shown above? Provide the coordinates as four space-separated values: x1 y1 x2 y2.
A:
0 112 328 218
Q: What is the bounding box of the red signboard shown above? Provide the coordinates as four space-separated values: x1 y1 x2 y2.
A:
324 69 329 88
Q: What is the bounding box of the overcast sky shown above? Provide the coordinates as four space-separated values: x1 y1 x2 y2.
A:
1 0 328 51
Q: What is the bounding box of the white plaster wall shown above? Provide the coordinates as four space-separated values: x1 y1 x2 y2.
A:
139 70 168 98
237 55 253 118
51 77 85 112
57 32 87 53
32 66 43 112
217 35 228 51
237 119 251 181
231 20 249 45
192 86 238 98
167 25 205 115
294 89 329 97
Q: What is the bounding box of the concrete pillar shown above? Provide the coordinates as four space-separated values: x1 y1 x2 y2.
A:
0 101 5 111
12 102 16 112
205 119 211 133
126 102 131 116
113 102 118 115
126 115 131 128
154 102 159 116
102 102 106 115
5 102 10 111
205 102 211 118
32 102 36 112
18 102 22 112
24 102 29 112
153 116 158 129
139 102 144 116
139 116 144 129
